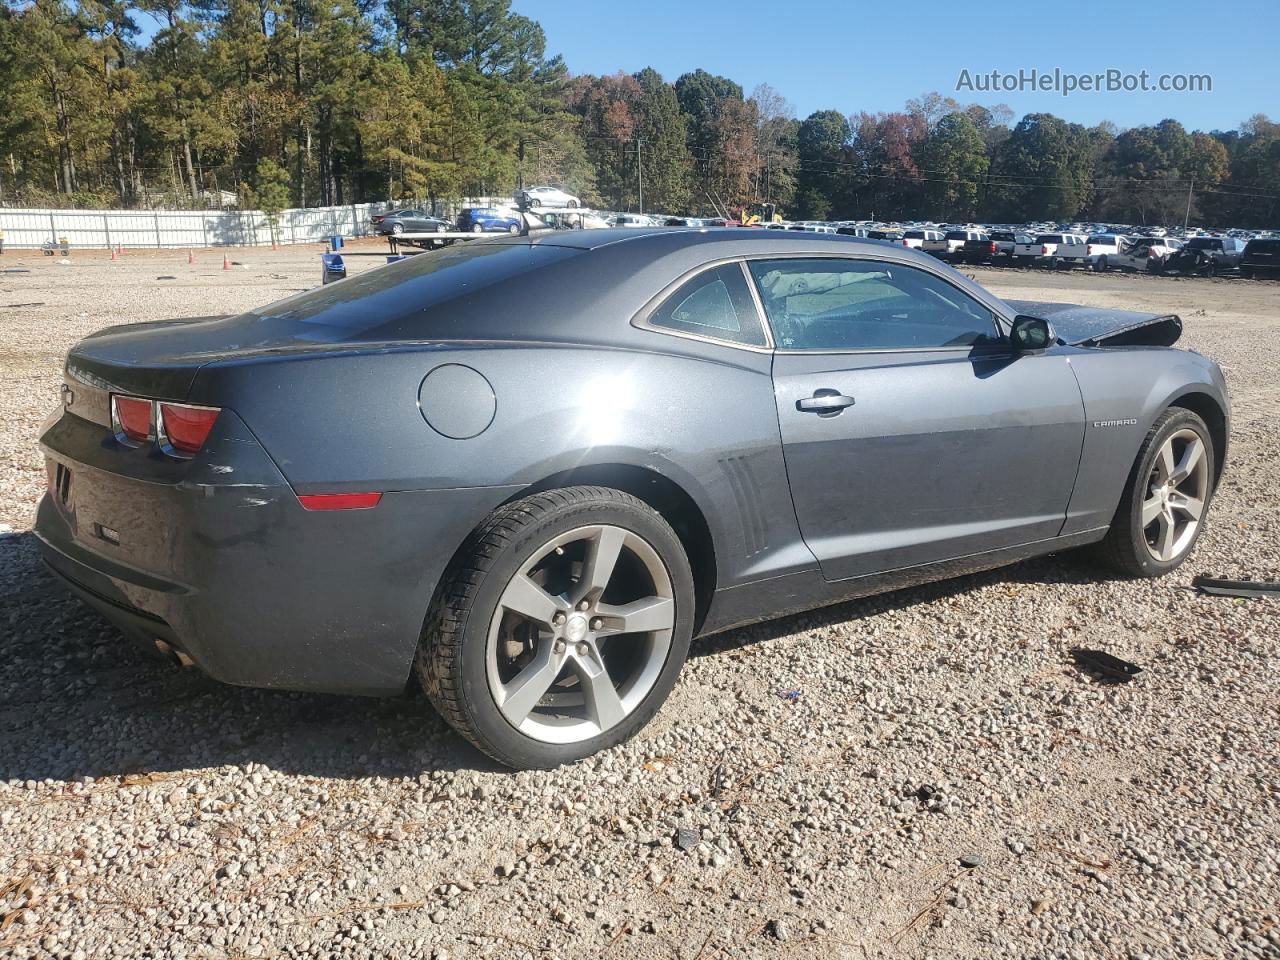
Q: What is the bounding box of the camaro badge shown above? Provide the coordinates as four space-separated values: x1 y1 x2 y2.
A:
1093 418 1138 427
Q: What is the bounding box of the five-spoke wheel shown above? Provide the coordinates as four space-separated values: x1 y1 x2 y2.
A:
487 524 675 743
417 487 694 769
1101 408 1216 576
1141 428 1208 562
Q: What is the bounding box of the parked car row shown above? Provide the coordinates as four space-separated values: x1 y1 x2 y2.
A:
921 229 1274 278
368 201 1280 280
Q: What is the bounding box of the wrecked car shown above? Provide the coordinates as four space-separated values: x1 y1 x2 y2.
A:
35 229 1229 768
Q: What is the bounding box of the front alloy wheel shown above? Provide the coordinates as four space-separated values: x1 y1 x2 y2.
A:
1099 408 1216 577
1140 428 1209 563
418 486 695 768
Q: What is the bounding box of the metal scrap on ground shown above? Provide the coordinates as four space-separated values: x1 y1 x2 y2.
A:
1192 576 1280 598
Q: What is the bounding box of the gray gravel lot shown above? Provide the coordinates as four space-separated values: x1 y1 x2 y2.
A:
1 243 1277 959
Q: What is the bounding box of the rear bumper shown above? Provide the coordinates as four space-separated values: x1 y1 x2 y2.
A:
35 409 520 695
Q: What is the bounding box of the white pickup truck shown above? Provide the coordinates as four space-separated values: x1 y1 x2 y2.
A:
923 229 981 260
900 228 944 250
1056 234 1126 270
1013 232 1087 266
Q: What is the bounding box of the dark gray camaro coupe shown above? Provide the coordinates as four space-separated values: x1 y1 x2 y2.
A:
36 228 1228 768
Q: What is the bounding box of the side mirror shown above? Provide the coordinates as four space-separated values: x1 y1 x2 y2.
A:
1010 314 1055 354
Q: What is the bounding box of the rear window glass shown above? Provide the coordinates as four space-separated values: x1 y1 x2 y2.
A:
1186 238 1221 250
1246 239 1280 253
1036 234 1064 244
249 242 579 332
1087 236 1116 245
944 231 969 240
990 232 1015 241
903 230 926 239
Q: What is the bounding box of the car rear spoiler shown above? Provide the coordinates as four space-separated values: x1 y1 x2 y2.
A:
1003 300 1182 347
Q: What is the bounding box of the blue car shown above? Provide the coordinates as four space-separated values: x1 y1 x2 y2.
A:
457 207 522 234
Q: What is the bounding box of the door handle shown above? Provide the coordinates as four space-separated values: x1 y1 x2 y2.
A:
796 390 855 416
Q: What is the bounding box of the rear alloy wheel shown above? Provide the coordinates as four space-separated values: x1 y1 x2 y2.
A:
508 223 520 234
1099 409 1215 577
567 200 578 208
392 222 404 235
417 487 694 768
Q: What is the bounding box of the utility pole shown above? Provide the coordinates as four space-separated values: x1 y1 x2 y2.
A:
637 137 643 215
1184 179 1194 229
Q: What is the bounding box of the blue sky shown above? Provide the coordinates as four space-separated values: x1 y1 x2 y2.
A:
513 0 1276 132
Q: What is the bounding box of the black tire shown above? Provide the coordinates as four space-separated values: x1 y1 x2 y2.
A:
1097 408 1215 578
567 200 578 208
529 198 541 208
391 222 404 235
416 486 696 769
471 224 484 234
507 223 519 234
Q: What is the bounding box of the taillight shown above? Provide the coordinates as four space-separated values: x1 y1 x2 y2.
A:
1041 245 1049 255
988 242 998 253
158 402 221 456
111 395 152 444
1148 248 1158 258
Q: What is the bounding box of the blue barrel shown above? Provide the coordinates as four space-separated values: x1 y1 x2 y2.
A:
320 252 346 284
330 234 344 250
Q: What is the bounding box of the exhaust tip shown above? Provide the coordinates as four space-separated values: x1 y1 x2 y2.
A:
153 638 194 668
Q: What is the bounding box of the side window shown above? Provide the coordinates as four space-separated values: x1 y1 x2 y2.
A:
746 258 998 352
646 263 767 347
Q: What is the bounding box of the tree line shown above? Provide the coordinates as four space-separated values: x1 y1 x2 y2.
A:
2 0 1277 227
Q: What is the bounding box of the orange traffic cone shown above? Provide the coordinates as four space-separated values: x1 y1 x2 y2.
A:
188 250 195 265
116 243 123 257
222 253 231 271
110 246 117 261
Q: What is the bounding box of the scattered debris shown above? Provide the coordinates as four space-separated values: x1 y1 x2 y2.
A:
1031 897 1052 915
3 302 45 308
675 827 700 852
1192 576 1280 599
769 918 792 942
156 275 177 280
776 688 802 702
959 853 985 869
1070 648 1143 683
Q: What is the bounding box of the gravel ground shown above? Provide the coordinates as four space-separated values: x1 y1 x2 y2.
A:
1 243 1277 960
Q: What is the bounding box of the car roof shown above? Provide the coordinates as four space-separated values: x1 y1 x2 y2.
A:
488 226 928 255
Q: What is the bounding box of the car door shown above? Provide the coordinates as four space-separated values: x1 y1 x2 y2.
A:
749 256 1085 582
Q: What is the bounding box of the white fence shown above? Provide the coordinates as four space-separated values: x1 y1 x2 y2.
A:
0 202 395 250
